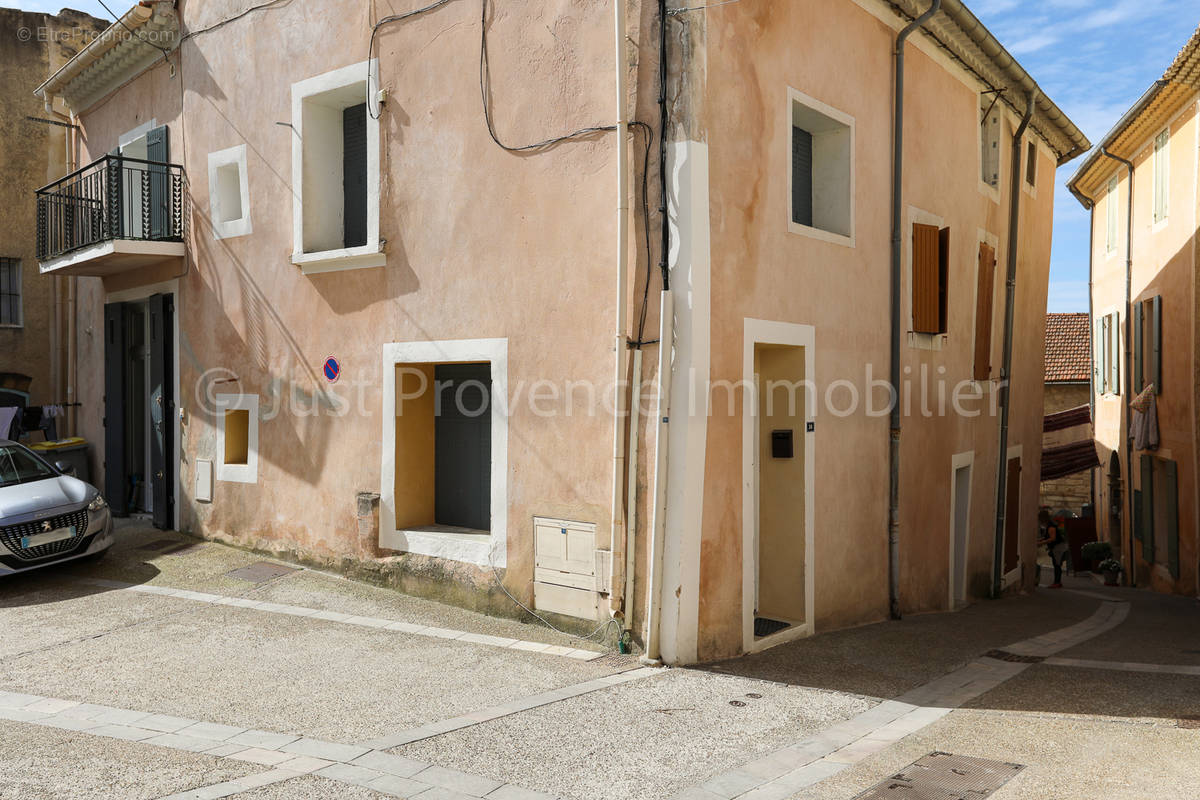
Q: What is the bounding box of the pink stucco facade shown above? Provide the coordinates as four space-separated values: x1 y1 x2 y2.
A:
38 0 1082 663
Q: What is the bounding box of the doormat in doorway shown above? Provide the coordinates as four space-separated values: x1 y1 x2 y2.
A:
225 561 299 583
753 617 790 638
852 752 1024 799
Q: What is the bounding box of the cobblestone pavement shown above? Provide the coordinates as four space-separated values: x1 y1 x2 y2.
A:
0 521 1196 799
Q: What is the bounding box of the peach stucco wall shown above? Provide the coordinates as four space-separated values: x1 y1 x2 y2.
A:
70 0 637 610
1088 98 1198 596
58 0 1068 661
692 0 1058 658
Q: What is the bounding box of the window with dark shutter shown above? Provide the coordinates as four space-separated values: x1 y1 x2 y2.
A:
912 223 949 335
791 126 813 228
973 242 995 380
1150 295 1162 393
343 102 368 249
0 258 20 326
1133 301 1143 393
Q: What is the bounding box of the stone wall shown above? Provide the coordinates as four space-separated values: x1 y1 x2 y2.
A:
1040 382 1092 512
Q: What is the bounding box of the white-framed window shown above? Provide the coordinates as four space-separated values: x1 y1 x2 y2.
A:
1153 128 1169 224
216 393 259 483
980 92 1002 189
380 339 509 568
0 258 21 327
291 60 385 273
787 87 854 246
1106 176 1119 255
207 144 252 239
1096 311 1120 395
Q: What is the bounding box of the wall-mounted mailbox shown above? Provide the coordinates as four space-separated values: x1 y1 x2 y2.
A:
771 429 794 459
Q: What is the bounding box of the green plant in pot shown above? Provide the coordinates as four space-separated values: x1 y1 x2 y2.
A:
1098 558 1123 586
1081 541 1113 571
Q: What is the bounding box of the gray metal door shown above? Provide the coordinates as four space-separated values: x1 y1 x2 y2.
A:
434 363 491 531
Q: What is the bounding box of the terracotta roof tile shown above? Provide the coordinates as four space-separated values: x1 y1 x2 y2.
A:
1045 313 1091 383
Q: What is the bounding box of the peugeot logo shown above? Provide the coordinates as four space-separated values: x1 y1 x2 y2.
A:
41 521 52 532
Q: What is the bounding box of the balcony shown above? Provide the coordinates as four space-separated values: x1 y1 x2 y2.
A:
36 154 188 277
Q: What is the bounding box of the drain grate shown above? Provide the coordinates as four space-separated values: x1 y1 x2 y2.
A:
983 649 1046 664
853 752 1024 799
225 561 299 583
754 617 790 638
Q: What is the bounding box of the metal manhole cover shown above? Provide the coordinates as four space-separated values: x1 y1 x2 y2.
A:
853 752 1024 799
983 649 1046 664
225 561 298 583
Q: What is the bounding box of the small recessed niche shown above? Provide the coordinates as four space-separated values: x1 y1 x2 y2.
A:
224 409 250 466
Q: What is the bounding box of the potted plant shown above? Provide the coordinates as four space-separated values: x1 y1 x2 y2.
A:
1098 558 1123 586
1081 541 1113 572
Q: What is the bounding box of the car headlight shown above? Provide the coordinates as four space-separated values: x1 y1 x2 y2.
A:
87 494 108 512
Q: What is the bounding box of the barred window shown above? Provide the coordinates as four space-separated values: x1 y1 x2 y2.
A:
0 258 20 327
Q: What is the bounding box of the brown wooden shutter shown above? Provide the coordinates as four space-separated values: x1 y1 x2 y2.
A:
973 242 996 380
912 223 941 334
938 227 950 334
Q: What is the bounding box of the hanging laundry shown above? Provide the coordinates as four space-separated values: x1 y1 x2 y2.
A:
1129 384 1159 451
0 407 18 440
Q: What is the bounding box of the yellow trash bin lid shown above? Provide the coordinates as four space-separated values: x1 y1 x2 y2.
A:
30 437 87 451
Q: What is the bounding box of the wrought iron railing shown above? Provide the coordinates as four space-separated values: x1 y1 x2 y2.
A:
36 154 188 262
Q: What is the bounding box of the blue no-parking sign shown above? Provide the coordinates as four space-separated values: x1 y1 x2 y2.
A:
323 356 341 384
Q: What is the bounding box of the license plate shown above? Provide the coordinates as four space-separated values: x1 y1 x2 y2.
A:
21 526 76 549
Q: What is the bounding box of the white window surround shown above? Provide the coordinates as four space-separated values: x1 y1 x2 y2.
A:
1021 138 1038 200
216 393 259 484
905 206 947 351
978 93 1002 203
1105 176 1119 258
999 443 1023 590
118 118 157 150
948 450 974 610
380 338 509 568
208 144 252 240
1153 127 1169 228
291 59 385 274
741 318 815 654
786 86 855 248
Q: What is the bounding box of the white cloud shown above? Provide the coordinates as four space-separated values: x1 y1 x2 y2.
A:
1008 31 1060 55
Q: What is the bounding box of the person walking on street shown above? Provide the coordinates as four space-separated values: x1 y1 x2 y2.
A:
1038 508 1068 589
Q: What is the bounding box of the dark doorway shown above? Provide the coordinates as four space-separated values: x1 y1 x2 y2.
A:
1004 457 1021 574
103 293 174 529
434 363 491 531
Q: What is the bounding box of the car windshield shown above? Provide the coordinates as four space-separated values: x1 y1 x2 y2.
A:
0 445 57 488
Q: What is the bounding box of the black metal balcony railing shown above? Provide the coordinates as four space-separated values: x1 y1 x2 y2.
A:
36 154 188 262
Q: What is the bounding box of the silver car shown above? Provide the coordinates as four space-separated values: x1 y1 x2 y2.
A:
0 439 113 575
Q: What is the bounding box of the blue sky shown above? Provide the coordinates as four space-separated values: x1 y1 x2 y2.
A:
14 1 1200 312
970 0 1198 312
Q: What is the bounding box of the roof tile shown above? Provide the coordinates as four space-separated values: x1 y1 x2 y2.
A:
1045 313 1090 383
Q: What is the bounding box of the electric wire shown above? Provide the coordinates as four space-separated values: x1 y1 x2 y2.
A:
367 0 456 120
489 551 624 643
95 0 172 57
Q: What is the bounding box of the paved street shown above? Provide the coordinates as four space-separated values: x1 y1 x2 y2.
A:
0 521 1197 800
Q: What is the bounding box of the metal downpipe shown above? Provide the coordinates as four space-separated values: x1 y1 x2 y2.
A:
888 0 941 621
1099 146 1135 587
990 89 1037 598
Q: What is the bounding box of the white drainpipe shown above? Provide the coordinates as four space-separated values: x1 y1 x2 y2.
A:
643 289 674 662
607 0 632 622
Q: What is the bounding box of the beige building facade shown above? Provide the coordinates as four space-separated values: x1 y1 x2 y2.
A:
32 0 1085 663
1067 25 1200 598
0 7 105 420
